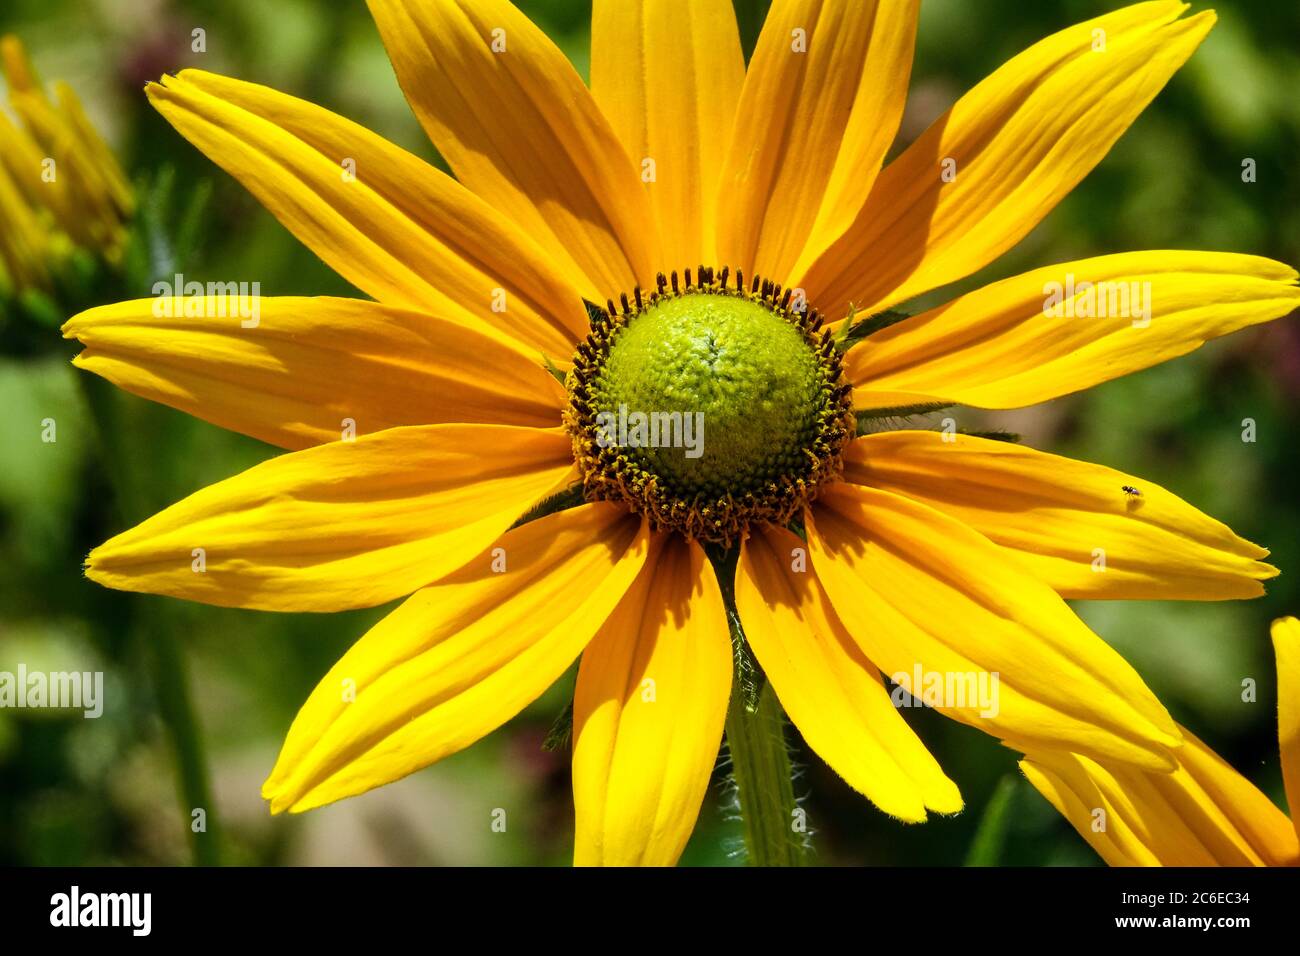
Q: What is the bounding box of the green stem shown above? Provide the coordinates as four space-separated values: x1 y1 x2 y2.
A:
709 545 809 866
725 682 809 866
78 372 220 866
147 621 220 866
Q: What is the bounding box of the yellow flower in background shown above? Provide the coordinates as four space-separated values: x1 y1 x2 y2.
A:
0 34 134 296
61 0 1299 865
1020 618 1300 867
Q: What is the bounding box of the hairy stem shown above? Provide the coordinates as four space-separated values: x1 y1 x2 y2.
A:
709 545 809 866
725 681 809 866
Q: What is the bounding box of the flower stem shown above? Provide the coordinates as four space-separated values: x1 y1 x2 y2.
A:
78 372 220 866
709 545 809 866
725 681 809 866
146 620 220 866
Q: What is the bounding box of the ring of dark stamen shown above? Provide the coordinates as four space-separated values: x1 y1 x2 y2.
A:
563 264 855 545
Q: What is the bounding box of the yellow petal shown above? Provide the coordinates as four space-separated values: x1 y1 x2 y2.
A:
737 523 961 821
1018 757 1146 866
86 424 575 612
53 81 134 221
806 484 1180 770
7 88 122 254
573 534 730 866
1020 731 1300 866
848 252 1300 410
0 35 130 262
802 2 1215 319
716 0 919 284
845 431 1276 600
591 0 744 267
0 109 72 228
146 70 584 359
63 296 566 450
0 153 48 290
1272 617 1300 840
367 0 658 299
0 35 40 94
264 504 649 813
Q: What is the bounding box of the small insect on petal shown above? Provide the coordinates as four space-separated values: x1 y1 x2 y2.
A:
1121 485 1142 497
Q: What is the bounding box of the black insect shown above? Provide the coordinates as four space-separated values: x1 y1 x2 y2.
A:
1121 485 1142 497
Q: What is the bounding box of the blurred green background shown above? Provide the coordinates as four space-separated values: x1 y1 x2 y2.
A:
1 0 1298 866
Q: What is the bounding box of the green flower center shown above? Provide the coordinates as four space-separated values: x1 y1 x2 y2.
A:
565 267 854 544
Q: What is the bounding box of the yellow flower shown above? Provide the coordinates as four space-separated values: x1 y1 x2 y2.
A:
62 0 1299 866
1019 618 1300 867
0 35 133 295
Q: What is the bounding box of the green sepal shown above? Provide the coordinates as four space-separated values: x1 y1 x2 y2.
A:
510 483 585 530
838 307 912 351
959 428 1022 443
541 353 566 384
856 403 954 436
542 699 574 753
582 298 607 329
